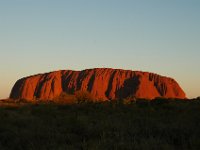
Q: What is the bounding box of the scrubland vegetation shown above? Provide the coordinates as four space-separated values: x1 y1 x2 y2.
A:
0 95 200 150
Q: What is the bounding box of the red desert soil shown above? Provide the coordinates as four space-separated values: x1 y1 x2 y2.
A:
10 68 186 101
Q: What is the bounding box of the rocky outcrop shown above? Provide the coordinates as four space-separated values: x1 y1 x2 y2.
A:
10 68 186 100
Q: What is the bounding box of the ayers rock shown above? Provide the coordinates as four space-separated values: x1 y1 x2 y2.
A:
10 68 186 100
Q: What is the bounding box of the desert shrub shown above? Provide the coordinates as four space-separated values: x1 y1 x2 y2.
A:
151 97 169 105
196 96 200 100
53 92 76 104
75 91 94 103
135 98 150 107
123 96 137 105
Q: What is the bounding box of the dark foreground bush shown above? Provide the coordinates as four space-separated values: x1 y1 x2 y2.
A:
0 100 199 150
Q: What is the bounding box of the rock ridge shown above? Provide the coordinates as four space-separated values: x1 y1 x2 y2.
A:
10 68 186 100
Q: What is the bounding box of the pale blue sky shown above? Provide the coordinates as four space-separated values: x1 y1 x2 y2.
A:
0 0 200 98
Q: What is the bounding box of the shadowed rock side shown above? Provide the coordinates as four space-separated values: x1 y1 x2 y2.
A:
10 68 186 101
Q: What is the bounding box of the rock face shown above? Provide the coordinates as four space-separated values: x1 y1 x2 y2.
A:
10 68 186 100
